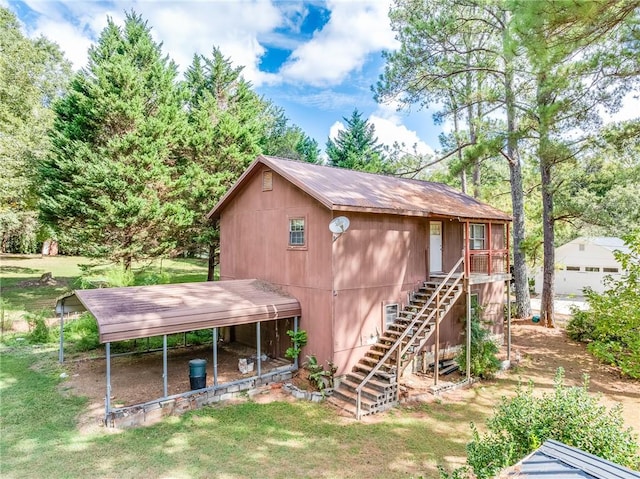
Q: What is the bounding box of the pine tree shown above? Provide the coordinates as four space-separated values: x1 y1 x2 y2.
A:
38 12 188 268
326 109 387 172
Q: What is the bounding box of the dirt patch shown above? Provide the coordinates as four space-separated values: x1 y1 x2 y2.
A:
59 323 640 435
400 321 640 436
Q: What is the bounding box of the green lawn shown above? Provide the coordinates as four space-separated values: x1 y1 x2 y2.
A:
0 348 487 479
0 255 209 324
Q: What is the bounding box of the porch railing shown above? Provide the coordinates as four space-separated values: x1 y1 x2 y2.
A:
466 249 509 276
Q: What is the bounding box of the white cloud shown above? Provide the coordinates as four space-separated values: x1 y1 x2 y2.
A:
279 0 398 87
328 109 435 157
30 18 94 70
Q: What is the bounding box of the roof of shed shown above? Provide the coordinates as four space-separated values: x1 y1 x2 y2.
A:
207 155 511 221
515 440 640 479
57 280 301 343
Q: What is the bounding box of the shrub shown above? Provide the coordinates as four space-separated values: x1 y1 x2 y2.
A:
566 306 596 342
304 355 337 393
456 317 500 379
64 312 100 351
569 231 640 378
23 310 51 344
466 368 640 478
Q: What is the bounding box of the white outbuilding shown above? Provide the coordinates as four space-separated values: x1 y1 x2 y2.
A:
534 237 629 296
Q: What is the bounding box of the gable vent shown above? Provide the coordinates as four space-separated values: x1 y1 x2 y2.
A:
262 171 273 191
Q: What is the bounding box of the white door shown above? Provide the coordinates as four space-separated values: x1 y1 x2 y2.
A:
429 221 443 273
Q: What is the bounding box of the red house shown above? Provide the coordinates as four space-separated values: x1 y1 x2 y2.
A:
209 155 512 416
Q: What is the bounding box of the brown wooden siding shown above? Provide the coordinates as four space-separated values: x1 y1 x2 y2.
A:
219 166 334 366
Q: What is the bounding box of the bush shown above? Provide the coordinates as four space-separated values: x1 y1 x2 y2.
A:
64 312 100 351
466 368 640 478
456 317 500 379
23 310 51 344
569 231 640 378
566 306 596 342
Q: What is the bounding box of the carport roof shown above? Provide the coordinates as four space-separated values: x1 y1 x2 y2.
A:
56 279 301 343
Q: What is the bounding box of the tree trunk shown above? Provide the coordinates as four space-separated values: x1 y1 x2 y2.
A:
504 12 531 319
537 73 555 328
207 242 217 281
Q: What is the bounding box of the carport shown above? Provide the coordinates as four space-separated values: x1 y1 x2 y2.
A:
56 279 301 425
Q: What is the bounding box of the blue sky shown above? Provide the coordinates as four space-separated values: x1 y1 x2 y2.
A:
6 0 441 156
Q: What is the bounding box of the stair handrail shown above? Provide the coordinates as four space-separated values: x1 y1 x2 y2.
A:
355 256 464 418
397 273 464 368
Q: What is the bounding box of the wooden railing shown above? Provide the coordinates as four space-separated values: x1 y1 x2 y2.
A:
466 249 508 276
354 256 464 419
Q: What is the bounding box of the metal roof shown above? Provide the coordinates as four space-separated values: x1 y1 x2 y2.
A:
207 155 512 222
56 280 301 343
517 440 640 479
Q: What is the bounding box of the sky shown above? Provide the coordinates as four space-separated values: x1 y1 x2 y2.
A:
5 0 638 159
5 0 440 156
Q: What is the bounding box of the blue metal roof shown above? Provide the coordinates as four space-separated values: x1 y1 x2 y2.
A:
519 440 640 479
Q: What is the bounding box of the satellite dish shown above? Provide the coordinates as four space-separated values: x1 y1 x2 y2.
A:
329 216 350 234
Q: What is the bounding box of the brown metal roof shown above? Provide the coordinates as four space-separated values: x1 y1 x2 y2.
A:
63 280 301 343
207 155 511 221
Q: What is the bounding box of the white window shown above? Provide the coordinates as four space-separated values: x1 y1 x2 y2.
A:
603 267 619 273
566 266 580 271
585 266 600 272
289 218 305 246
470 224 486 250
384 304 399 328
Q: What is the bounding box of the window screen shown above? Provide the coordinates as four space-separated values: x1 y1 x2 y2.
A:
289 218 305 246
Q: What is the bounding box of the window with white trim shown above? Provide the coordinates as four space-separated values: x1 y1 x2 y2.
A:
585 266 600 272
470 224 486 250
384 304 399 328
566 266 580 271
603 267 619 273
289 218 305 246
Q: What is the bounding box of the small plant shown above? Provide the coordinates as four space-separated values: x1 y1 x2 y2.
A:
304 355 337 394
566 306 595 342
456 316 500 379
23 310 51 344
285 329 307 360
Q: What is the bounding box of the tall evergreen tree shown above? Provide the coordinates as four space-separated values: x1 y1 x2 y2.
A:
326 109 386 172
0 7 71 253
181 48 265 279
38 12 188 268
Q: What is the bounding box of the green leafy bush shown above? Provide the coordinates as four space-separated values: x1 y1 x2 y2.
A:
568 231 640 378
23 310 51 344
304 355 337 393
64 312 100 351
456 317 500 379
465 368 640 478
566 306 596 342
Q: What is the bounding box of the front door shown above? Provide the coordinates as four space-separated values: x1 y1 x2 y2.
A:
429 221 443 273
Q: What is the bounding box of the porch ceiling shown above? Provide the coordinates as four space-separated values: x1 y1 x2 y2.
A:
57 279 301 343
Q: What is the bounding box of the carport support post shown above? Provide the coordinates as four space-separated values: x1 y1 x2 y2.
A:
105 342 111 420
213 328 218 386
293 316 299 369
163 335 168 398
256 322 262 376
58 300 64 363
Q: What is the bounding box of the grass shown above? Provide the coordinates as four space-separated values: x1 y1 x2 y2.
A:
0 348 480 479
0 255 209 323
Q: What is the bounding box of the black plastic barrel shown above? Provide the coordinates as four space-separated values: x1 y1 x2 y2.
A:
189 359 207 390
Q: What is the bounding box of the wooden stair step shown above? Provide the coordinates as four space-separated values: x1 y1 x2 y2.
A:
344 372 396 390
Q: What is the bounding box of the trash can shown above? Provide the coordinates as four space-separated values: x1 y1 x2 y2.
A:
532 315 540 323
189 359 207 390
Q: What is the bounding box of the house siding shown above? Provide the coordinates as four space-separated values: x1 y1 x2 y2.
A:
219 165 334 366
217 161 509 376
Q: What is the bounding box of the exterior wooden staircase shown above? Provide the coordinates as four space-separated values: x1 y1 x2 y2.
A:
329 258 465 419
